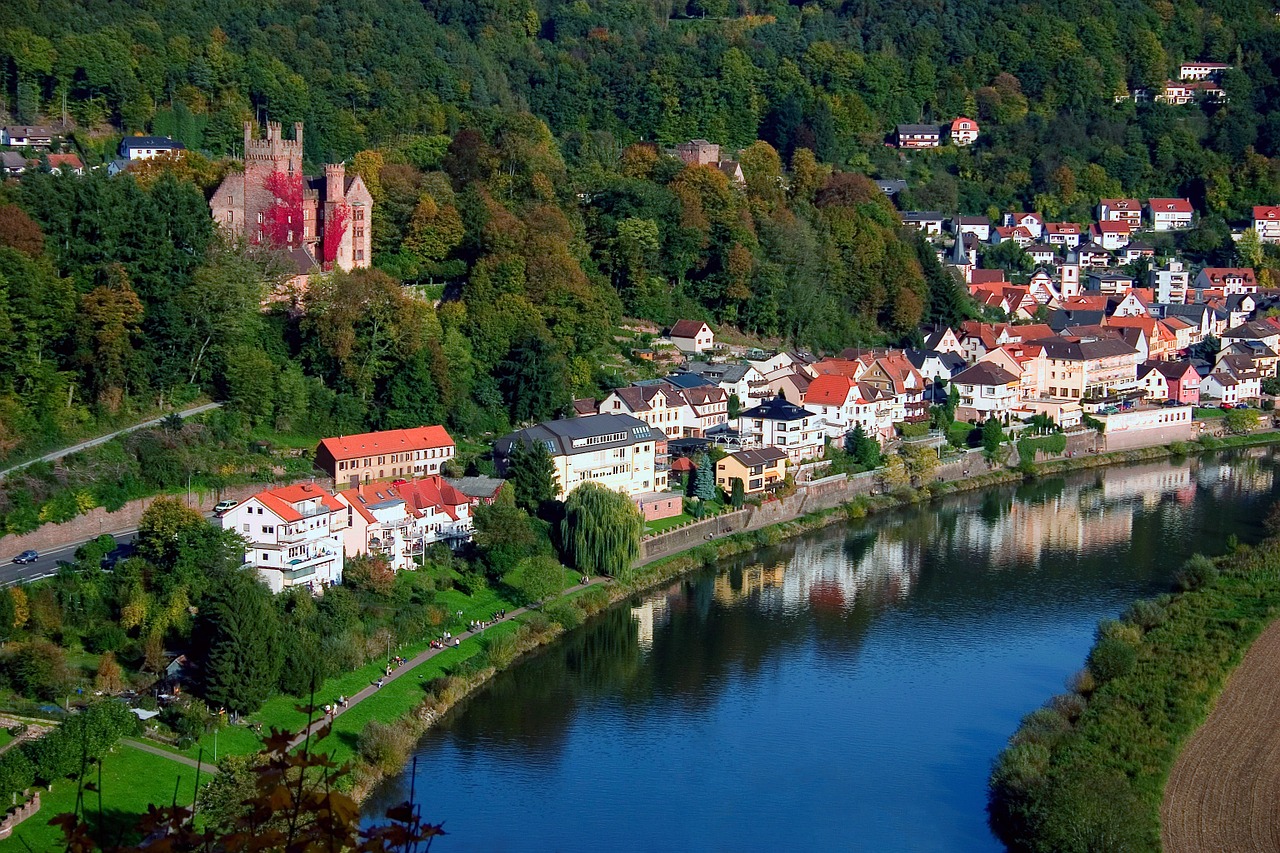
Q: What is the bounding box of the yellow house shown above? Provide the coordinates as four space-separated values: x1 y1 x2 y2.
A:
715 447 788 495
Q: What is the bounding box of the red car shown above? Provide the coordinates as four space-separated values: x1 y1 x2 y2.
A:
392 478 408 487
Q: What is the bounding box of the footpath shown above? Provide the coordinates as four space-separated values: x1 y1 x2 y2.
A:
286 575 608 750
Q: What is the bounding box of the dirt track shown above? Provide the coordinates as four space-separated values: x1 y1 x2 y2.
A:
1161 617 1280 852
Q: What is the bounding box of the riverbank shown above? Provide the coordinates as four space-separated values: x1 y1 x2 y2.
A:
988 516 1280 851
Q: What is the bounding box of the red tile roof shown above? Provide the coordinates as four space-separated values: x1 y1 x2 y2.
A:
319 426 453 461
805 374 855 406
252 482 343 522
1147 198 1193 213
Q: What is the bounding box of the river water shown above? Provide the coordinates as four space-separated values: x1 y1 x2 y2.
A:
364 450 1280 852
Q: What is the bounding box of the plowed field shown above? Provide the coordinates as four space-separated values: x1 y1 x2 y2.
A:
1161 617 1280 852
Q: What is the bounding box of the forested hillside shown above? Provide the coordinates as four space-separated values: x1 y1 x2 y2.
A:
2 0 1280 514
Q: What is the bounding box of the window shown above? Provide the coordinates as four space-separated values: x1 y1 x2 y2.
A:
243 524 250 533
262 525 274 534
356 250 364 261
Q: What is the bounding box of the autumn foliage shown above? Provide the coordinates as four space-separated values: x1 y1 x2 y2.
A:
262 171 304 248
323 201 350 269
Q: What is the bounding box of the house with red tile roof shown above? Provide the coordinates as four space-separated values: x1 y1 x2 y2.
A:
220 482 346 593
316 426 455 485
1145 198 1194 231
46 153 84 176
1089 220 1131 250
1252 206 1280 243
1097 199 1142 227
1194 267 1258 295
668 320 714 353
948 117 980 145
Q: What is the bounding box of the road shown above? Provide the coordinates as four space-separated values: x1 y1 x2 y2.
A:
1 530 140 587
0 402 223 481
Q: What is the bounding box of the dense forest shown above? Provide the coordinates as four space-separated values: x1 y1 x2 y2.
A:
2 0 1280 492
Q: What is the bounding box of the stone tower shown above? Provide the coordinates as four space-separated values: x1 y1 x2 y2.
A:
1060 263 1080 299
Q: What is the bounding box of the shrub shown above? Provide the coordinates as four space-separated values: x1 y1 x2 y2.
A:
520 612 553 636
485 632 520 669
544 601 582 631
1087 636 1137 683
1176 554 1218 591
85 624 128 654
1122 598 1168 631
356 721 416 775
576 586 611 617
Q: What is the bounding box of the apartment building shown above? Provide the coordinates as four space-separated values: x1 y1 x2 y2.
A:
494 414 660 499
220 483 346 593
316 425 455 484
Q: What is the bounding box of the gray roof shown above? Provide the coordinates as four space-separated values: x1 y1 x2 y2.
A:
1030 336 1138 360
902 210 945 222
684 361 753 384
1047 308 1107 332
876 179 907 195
446 476 505 500
951 362 1019 386
495 413 654 460
663 372 715 390
119 136 185 155
737 395 814 422
897 124 941 135
1223 320 1278 340
905 348 965 375
726 447 788 467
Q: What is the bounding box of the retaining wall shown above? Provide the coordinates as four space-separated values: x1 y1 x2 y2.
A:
0 793 39 840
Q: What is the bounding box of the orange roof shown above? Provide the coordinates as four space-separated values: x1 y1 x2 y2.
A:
969 269 1007 285
397 475 470 521
1061 295 1109 311
1008 324 1054 342
1105 315 1157 336
318 426 453 461
806 374 855 406
252 482 342 522
812 358 864 378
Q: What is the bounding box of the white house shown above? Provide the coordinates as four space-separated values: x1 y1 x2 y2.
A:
1044 222 1082 249
683 361 766 403
951 361 1021 423
1098 198 1143 228
902 211 946 235
495 413 661 499
669 320 715 353
220 483 346 594
1090 220 1131 250
1194 267 1257 295
1 126 53 148
735 394 825 464
119 136 186 161
1252 207 1280 244
1146 198 1194 231
1149 259 1189 304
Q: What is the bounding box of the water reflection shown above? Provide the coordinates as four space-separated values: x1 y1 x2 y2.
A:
364 450 1280 853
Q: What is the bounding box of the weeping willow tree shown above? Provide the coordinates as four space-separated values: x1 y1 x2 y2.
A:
560 482 643 580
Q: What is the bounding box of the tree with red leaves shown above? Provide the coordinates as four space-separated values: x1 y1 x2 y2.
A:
323 201 350 269
262 171 304 248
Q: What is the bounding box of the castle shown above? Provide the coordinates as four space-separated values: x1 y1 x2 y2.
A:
209 122 373 274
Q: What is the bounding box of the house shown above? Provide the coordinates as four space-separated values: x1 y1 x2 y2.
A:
1149 260 1189 304
446 476 506 506
0 151 26 175
1026 244 1056 266
634 492 682 522
494 413 660 499
734 395 824 464
1028 335 1140 400
950 216 992 241
1044 222 1082 249
895 124 941 149
1158 303 1225 343
922 326 964 356
875 179 907 197
1147 361 1200 405
1 126 53 148
951 361 1020 423
119 136 186 161
767 371 812 405
1006 212 1045 240
338 476 476 570
1027 269 1059 304
948 117 980 145
991 225 1034 247
806 374 860 439
669 320 715 353
1070 242 1113 268
901 211 946 235
1180 61 1231 81
1252 206 1280 244
1194 267 1257 295
860 353 929 423
683 361 765 404
1087 272 1135 295
317 426 455 485
1202 359 1261 404
905 348 966 384
680 386 731 434
1106 316 1175 360
1221 319 1280 355
1222 294 1258 327
46 153 83 176
715 447 788 495
1146 198 1194 231
1097 199 1143 228
600 384 691 436
1220 341 1279 379
220 482 346 594
1116 243 1156 265
1090 220 1131 250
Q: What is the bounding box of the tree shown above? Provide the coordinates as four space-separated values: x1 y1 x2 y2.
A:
505 440 559 516
691 453 717 502
982 418 1008 463
9 639 70 699
473 488 547 576
560 482 642 579
505 554 564 605
730 477 745 509
1224 408 1260 435
846 424 881 469
195 571 283 714
94 651 125 694
497 332 570 424
136 497 207 567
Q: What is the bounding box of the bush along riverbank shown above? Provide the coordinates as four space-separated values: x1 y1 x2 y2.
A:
339 435 1280 802
987 530 1280 852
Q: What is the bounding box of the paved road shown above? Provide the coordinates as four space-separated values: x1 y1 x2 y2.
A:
0 402 223 481
1 531 141 587
287 577 610 751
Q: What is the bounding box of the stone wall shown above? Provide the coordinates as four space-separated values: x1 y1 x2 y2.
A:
0 479 305 558
0 793 39 840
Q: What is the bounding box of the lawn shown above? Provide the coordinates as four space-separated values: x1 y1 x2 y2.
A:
1 744 212 853
645 512 693 533
1194 407 1227 418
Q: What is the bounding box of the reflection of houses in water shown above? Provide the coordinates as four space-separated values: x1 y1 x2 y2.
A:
630 596 671 650
759 534 919 614
1197 456 1275 496
1001 497 1135 561
711 562 786 607
1099 463 1194 508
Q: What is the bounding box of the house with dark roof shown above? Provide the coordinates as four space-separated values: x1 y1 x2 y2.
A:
669 319 714 353
120 136 186 160
715 447 788 495
951 361 1021 423
1 126 54 148
895 124 941 149
494 413 661 498
1027 335 1140 399
734 395 824 464
683 361 766 402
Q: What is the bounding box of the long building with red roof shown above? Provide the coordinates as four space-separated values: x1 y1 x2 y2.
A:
316 425 454 484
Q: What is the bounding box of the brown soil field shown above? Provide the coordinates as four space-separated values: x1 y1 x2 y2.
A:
1161 617 1280 852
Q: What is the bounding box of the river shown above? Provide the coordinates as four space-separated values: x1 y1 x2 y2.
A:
364 449 1280 852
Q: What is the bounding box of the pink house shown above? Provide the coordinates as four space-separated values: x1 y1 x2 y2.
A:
1153 361 1200 405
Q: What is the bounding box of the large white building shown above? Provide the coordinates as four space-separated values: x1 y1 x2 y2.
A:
337 476 475 571
220 483 346 594
495 414 661 499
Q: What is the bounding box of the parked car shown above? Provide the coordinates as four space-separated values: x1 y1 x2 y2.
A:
213 499 238 515
1221 403 1235 410
1162 399 1182 407
12 550 38 564
392 479 408 487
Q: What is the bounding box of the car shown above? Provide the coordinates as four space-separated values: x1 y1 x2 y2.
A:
1236 402 1250 409
1221 403 1235 410
392 479 408 487
213 499 238 515
1162 399 1182 407
12 550 38 564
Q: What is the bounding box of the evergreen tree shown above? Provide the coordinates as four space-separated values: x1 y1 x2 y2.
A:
692 453 716 502
847 425 881 469
730 477 745 509
195 571 283 714
559 482 642 579
497 332 570 424
505 440 560 517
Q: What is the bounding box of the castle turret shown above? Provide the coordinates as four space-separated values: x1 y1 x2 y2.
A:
325 163 345 204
